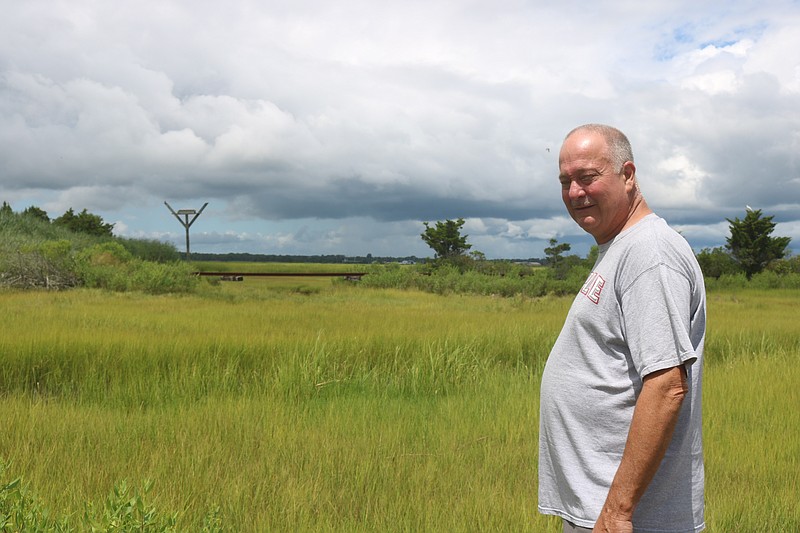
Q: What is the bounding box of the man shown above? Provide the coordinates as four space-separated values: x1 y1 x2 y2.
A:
538 124 706 533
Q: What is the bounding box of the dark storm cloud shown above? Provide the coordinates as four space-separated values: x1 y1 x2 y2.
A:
232 176 561 223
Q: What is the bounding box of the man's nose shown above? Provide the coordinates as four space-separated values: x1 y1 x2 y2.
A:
569 180 586 198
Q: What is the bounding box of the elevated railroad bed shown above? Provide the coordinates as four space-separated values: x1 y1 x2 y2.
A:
194 271 366 280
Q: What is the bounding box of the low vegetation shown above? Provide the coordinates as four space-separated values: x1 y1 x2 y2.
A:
1 282 797 531
1 205 798 529
359 261 589 296
0 206 193 293
4 204 800 297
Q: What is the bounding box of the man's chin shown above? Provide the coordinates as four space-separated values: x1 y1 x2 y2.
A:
575 215 596 230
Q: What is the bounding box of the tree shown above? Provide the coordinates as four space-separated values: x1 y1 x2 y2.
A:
542 237 573 279
726 209 791 279
695 247 741 279
544 238 571 266
22 205 50 223
469 250 486 262
0 201 12 216
53 208 115 237
585 245 599 267
420 218 472 259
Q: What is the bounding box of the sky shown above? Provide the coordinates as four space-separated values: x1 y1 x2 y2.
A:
2 0 799 260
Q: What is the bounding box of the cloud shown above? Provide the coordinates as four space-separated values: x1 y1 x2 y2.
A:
1 0 799 258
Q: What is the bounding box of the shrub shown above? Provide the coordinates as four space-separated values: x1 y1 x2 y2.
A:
118 237 181 263
749 270 800 290
0 240 80 290
0 228 197 294
64 242 197 294
128 261 199 294
359 262 576 298
78 241 134 266
705 273 749 291
75 242 136 291
766 256 800 275
358 264 421 292
696 247 742 279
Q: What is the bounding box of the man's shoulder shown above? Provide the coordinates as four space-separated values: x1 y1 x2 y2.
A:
618 215 693 257
600 215 700 287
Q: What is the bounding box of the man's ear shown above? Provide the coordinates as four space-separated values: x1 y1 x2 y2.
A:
622 161 636 180
622 161 637 190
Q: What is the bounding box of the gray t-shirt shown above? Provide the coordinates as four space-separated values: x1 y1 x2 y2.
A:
538 214 706 532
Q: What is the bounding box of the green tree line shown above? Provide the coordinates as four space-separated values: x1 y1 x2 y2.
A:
420 209 797 285
3 201 115 237
3 200 798 295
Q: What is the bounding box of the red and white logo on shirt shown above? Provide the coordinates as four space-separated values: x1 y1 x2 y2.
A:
581 272 605 304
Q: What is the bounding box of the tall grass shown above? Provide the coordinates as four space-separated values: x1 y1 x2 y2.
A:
0 286 560 406
0 284 797 531
0 282 563 531
702 290 800 531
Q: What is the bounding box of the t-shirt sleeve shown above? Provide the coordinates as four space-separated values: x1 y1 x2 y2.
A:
620 263 698 378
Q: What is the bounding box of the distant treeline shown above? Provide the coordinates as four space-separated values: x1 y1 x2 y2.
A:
189 252 428 264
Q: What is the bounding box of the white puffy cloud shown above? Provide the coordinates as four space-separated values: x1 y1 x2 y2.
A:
1 0 798 258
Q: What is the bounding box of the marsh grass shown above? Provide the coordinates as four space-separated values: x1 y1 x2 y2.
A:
1 281 562 531
702 290 800 531
0 284 797 531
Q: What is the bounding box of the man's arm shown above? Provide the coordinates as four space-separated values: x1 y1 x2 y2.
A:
593 365 689 533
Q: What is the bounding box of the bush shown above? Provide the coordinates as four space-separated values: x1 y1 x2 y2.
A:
359 262 583 298
549 254 585 281
75 244 199 294
1 207 195 294
0 240 80 290
696 247 742 279
705 272 749 290
359 263 420 290
750 270 800 290
75 242 135 291
766 256 800 275
118 237 181 263
127 261 199 294
703 270 800 291
78 241 134 265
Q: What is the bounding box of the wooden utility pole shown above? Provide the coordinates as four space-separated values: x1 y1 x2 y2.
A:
164 201 208 260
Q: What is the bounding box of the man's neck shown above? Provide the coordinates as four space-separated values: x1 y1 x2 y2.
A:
621 196 653 234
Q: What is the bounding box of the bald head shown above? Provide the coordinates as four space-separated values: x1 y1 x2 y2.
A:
563 124 634 171
557 123 651 243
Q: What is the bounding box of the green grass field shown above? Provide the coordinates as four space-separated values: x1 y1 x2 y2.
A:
1 275 798 531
